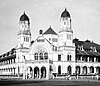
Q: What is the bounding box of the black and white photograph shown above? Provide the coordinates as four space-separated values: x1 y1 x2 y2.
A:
0 0 100 86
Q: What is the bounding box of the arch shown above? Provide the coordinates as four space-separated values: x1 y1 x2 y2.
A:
90 66 94 73
67 65 72 74
58 65 61 75
32 45 50 56
67 54 72 61
44 52 48 59
83 66 87 74
41 66 46 78
26 66 33 79
39 53 43 60
34 53 38 60
96 66 100 74
76 66 80 74
34 67 39 78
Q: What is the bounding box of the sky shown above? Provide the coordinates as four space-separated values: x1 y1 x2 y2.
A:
0 0 100 54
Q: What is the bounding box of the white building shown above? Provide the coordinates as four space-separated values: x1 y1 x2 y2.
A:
0 9 100 80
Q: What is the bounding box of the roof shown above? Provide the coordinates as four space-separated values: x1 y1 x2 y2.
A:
74 38 100 56
77 50 89 56
43 26 58 35
61 8 70 18
73 38 100 51
20 12 29 22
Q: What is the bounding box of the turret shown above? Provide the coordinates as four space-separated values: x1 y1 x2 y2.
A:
17 12 31 48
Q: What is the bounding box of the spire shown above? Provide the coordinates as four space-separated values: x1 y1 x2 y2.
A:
65 7 67 11
23 11 25 14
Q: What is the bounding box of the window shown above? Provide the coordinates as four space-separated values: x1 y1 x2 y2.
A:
24 37 29 42
34 53 38 60
90 66 94 73
39 53 43 60
52 38 58 42
58 54 61 61
58 66 61 75
67 54 71 61
64 22 66 25
68 66 72 75
44 52 48 59
67 34 71 40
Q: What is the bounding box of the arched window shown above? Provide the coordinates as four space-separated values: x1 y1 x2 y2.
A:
58 66 61 75
39 53 43 60
90 66 94 73
68 66 72 75
34 53 38 60
67 54 71 61
76 66 80 74
44 52 48 59
83 66 87 74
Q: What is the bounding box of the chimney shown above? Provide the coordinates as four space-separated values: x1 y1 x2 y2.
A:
39 30 43 35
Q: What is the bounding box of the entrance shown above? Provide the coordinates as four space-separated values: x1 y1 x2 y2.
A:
34 67 39 79
41 67 46 78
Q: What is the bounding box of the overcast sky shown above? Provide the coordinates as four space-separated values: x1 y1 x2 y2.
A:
0 0 100 54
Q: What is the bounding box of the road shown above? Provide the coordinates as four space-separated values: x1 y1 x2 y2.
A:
0 79 100 86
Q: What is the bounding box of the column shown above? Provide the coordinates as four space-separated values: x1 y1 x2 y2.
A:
94 67 96 74
94 57 95 62
87 67 90 74
39 69 41 79
80 67 83 74
88 57 89 62
81 56 82 62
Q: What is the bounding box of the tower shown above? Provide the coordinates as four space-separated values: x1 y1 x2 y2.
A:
16 12 31 76
17 12 31 49
58 8 73 46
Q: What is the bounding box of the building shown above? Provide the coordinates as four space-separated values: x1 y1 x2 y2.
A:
0 8 100 80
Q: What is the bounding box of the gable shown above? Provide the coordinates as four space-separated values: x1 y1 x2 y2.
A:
43 26 58 35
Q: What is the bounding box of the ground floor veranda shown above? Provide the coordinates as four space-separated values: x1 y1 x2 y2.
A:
0 63 100 80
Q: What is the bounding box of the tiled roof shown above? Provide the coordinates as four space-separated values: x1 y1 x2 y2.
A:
77 50 89 56
74 38 100 56
73 38 100 51
77 50 100 56
43 26 58 35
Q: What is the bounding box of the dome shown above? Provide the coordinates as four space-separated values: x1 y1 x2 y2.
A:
61 8 70 18
20 12 29 22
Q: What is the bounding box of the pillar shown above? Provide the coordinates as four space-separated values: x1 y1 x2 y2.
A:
39 69 41 79
87 67 90 74
81 57 82 62
88 57 89 62
80 67 83 74
94 67 96 74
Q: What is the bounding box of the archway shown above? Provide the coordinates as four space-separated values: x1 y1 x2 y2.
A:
83 66 87 74
58 66 61 75
41 67 46 78
34 67 39 79
90 66 94 73
68 66 72 75
76 66 80 74
96 67 100 74
26 67 33 79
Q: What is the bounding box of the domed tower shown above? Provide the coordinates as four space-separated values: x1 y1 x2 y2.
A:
17 12 31 49
58 8 73 46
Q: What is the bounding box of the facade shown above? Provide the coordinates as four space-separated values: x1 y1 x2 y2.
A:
0 9 100 80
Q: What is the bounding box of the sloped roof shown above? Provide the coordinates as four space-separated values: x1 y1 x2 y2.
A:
73 38 100 51
77 50 89 56
43 26 58 35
